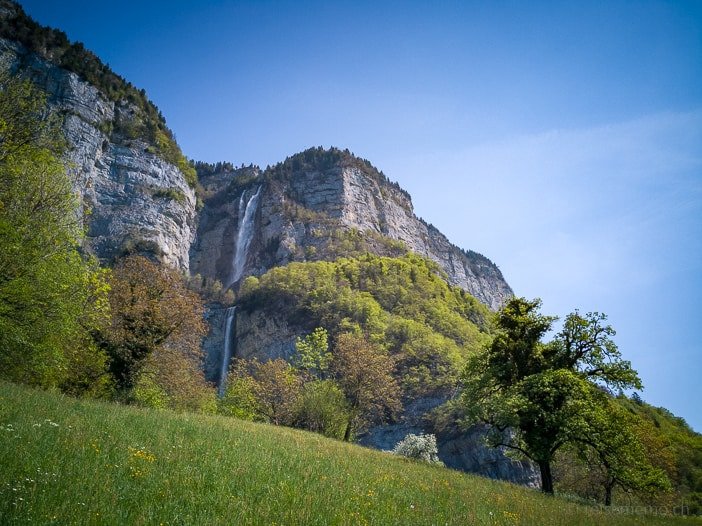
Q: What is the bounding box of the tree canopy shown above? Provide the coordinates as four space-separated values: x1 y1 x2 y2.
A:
93 255 206 395
462 297 649 496
0 73 109 392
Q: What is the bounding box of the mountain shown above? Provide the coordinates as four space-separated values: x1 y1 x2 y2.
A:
0 0 534 486
191 148 513 310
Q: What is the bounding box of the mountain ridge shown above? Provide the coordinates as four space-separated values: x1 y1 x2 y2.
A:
191 146 513 310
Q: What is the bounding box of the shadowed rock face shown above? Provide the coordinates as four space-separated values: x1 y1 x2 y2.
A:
359 397 541 488
0 38 197 270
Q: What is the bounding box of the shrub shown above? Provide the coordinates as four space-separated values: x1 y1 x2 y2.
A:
219 376 259 421
392 433 443 465
292 380 350 439
152 187 186 204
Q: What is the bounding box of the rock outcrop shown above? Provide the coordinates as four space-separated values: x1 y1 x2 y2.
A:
0 37 197 270
191 148 512 310
360 398 541 488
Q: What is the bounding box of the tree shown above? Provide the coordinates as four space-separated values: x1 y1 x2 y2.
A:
0 73 109 390
93 255 206 395
462 297 642 495
292 379 350 439
219 373 260 421
576 400 671 505
294 327 331 379
330 332 401 441
242 358 302 425
133 345 217 414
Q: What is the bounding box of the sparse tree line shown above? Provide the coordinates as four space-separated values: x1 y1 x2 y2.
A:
220 328 400 442
1 73 700 514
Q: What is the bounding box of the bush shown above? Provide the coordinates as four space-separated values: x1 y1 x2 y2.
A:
219 376 259 421
392 433 443 465
292 380 350 439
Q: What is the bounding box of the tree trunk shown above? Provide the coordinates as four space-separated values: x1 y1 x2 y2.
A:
343 419 352 442
604 482 614 506
539 461 554 495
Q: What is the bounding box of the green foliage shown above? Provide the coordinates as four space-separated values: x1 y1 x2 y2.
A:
92 255 207 396
558 399 671 506
151 186 186 204
0 3 196 187
132 347 217 415
462 297 644 497
224 332 399 442
0 73 109 392
239 253 492 397
617 395 702 514
292 379 350 439
226 358 303 426
0 382 694 525
295 327 331 378
219 375 259 421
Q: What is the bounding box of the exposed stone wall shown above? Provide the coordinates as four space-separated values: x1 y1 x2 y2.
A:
0 38 197 270
192 164 512 309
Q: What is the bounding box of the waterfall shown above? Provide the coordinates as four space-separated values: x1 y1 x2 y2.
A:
218 306 237 397
229 185 262 287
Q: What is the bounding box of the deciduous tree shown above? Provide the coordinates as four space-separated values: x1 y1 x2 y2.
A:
462 298 643 495
0 74 109 390
93 255 206 394
331 332 401 441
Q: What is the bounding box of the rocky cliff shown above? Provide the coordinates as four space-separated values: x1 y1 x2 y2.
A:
0 10 197 270
191 148 512 310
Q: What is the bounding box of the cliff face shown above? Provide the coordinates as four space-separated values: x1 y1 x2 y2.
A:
0 38 197 269
191 149 513 310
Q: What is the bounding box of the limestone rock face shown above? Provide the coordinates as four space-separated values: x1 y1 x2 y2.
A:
191 153 512 310
0 38 197 270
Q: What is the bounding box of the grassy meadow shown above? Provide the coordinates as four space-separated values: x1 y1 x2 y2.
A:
0 381 695 525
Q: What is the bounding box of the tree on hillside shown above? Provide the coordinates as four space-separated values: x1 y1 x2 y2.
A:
0 74 109 391
292 379 350 439
462 297 643 496
330 332 401 441
92 255 206 395
572 400 670 505
294 327 331 379
222 358 302 426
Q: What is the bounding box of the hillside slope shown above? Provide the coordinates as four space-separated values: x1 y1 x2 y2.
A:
0 382 693 525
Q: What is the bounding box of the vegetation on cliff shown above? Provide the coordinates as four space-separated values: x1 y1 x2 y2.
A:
0 0 196 186
239 253 492 397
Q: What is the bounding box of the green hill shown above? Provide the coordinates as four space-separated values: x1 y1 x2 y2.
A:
0 382 694 525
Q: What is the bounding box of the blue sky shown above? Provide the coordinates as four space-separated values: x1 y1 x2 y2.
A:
20 0 702 430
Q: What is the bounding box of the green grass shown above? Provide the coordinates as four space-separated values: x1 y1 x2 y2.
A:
0 382 696 525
